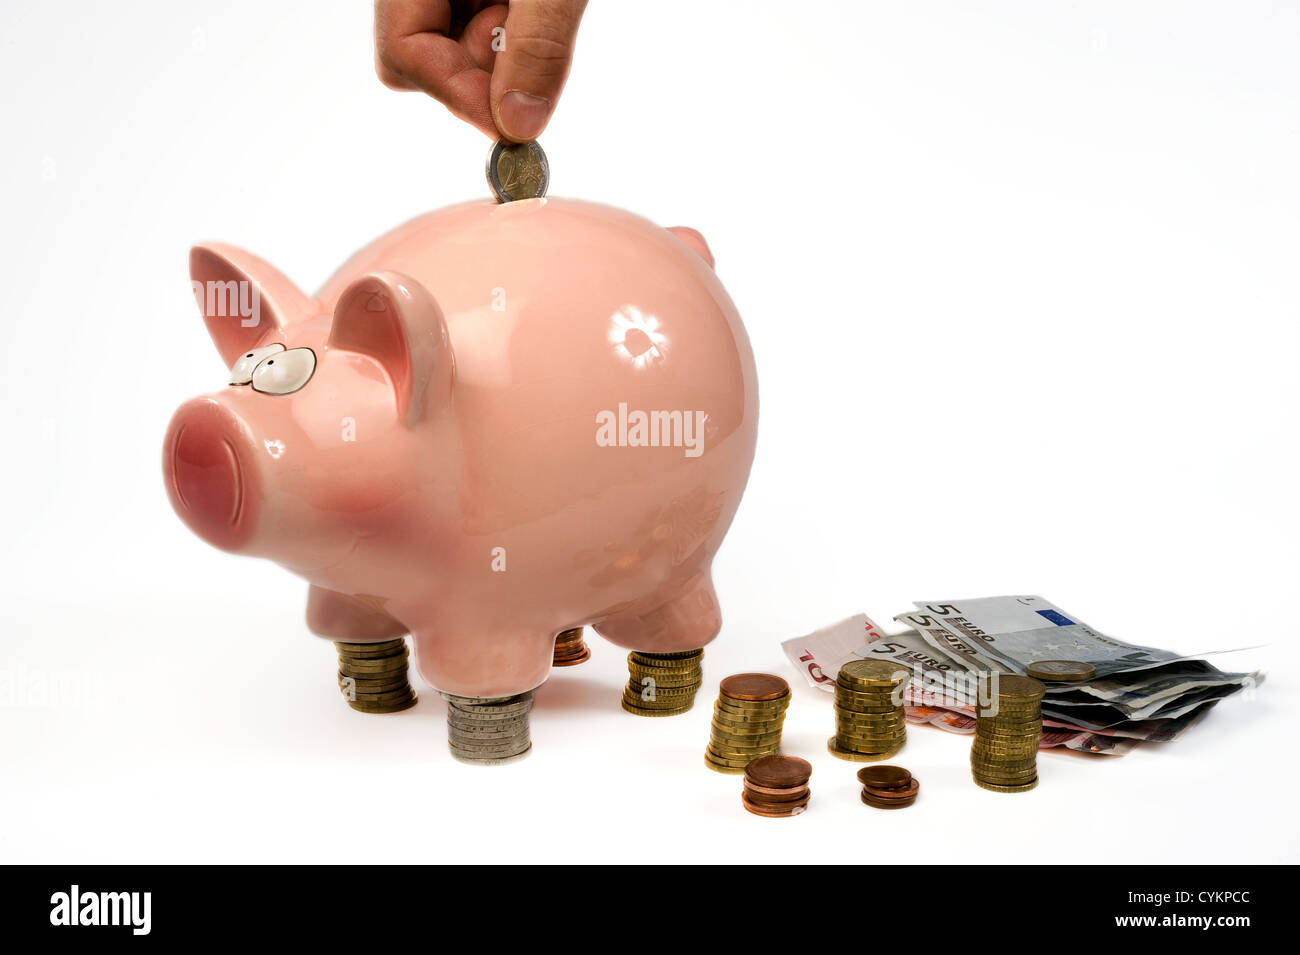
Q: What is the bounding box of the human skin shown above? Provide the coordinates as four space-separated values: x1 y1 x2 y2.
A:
374 0 589 141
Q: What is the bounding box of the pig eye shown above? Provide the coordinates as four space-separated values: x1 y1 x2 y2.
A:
229 343 285 385
251 347 316 395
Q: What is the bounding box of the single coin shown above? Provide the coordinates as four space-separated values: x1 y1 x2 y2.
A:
486 139 549 202
857 765 912 790
745 754 812 789
973 775 1038 793
719 673 791 702
1026 660 1096 682
838 659 908 687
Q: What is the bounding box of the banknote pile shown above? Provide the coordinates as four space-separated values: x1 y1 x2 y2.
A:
551 627 590 667
621 649 704 717
827 660 909 762
705 673 791 774
971 675 1043 793
858 765 920 809
781 595 1263 756
335 639 417 713
444 692 533 765
742 755 812 818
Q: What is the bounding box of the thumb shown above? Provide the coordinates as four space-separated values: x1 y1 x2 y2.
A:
491 0 588 142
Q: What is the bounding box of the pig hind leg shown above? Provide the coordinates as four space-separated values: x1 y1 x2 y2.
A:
592 570 721 652
306 585 408 641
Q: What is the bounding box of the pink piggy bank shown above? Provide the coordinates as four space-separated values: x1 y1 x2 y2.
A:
163 198 757 699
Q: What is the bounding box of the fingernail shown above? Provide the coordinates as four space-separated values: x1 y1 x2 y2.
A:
499 90 550 141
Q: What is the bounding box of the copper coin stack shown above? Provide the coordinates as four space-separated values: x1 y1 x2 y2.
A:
705 673 791 774
971 674 1044 793
335 638 417 713
857 765 920 809
621 649 704 716
827 659 909 761
551 627 590 667
742 755 812 818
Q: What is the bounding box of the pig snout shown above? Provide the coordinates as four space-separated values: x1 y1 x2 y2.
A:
163 397 261 551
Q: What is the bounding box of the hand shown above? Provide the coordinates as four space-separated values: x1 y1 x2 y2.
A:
375 0 588 141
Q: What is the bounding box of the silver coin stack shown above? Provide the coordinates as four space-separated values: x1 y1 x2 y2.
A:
443 691 534 765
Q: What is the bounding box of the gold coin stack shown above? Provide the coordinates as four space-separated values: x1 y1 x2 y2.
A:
335 638 417 713
971 674 1044 793
705 673 792 774
551 627 591 667
621 649 703 716
827 659 909 761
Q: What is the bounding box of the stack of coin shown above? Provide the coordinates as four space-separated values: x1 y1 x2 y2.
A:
704 673 791 774
551 627 591 667
742 755 811 818
335 639 417 713
444 692 533 765
971 674 1044 793
621 649 703 717
858 765 920 809
827 659 909 761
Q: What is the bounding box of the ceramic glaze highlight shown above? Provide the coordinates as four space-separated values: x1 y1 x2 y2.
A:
164 198 758 698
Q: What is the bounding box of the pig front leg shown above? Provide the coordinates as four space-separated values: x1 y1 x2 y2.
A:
412 627 556 765
307 586 417 714
410 628 556 700
592 570 721 652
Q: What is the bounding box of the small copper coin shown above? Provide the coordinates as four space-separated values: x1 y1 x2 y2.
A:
860 790 916 809
743 779 811 798
745 754 812 789
743 785 810 806
741 792 809 817
861 778 920 801
857 765 912 790
720 673 791 702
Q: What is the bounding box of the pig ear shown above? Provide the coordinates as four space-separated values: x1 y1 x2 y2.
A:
189 243 312 366
328 271 451 427
667 226 714 269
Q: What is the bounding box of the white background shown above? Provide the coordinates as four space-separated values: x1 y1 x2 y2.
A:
1 1 1296 863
